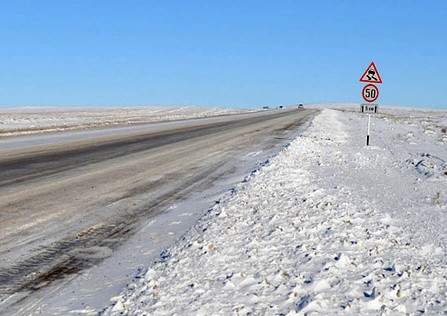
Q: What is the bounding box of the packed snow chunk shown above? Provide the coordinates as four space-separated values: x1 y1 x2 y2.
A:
412 153 447 178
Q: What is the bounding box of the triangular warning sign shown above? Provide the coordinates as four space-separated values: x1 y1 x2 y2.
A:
359 62 383 84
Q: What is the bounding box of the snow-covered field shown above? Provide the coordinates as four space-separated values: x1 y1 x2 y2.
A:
106 107 447 315
0 107 252 137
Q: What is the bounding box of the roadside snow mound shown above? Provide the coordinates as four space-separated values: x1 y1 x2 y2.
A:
106 109 447 315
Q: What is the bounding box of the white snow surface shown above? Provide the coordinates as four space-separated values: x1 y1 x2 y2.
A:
106 108 447 315
0 107 252 137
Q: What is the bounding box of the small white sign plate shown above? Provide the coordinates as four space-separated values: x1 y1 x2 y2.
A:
361 104 378 114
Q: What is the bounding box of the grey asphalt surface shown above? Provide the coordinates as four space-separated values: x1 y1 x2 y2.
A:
0 108 316 313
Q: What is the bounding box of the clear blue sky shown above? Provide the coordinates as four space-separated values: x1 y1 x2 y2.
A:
1 1 446 108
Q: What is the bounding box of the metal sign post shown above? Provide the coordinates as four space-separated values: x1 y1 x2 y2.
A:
361 103 377 145
367 114 371 146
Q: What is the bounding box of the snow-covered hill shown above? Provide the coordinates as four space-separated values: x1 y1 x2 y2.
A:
106 108 447 315
0 106 253 137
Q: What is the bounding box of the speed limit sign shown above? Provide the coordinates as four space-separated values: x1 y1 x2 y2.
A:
362 84 379 103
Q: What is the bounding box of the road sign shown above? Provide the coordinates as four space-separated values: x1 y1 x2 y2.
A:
359 62 383 84
362 84 379 103
359 62 382 146
360 103 378 113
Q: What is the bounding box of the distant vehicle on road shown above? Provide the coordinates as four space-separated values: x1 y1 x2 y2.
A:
298 104 304 109
262 106 269 110
278 106 284 109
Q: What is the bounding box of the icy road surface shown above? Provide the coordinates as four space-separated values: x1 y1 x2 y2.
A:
107 108 447 315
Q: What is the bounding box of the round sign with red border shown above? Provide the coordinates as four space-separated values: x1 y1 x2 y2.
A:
362 84 379 103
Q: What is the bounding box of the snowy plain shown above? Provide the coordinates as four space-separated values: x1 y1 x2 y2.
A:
106 107 447 315
0 107 252 137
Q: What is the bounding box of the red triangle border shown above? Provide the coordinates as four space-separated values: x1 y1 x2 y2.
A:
359 62 383 84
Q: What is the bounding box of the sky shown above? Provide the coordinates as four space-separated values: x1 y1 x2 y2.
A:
1 1 446 109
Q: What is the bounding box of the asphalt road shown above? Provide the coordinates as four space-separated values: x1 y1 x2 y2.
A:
0 108 316 311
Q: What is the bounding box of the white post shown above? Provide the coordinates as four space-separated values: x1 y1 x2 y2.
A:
366 114 371 146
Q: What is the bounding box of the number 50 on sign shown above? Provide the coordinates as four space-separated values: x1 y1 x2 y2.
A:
362 84 379 103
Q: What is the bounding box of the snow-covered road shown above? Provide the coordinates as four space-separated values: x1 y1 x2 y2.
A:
0 109 316 315
107 108 447 315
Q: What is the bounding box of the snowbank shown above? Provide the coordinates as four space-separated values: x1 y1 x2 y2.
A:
106 108 447 315
0 107 253 137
